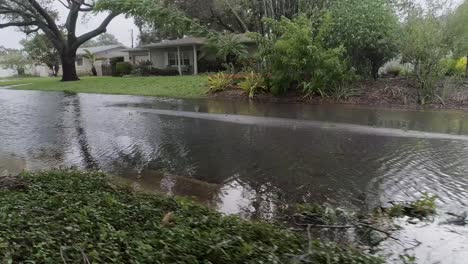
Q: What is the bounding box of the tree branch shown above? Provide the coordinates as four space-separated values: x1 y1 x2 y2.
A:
27 0 61 36
66 1 81 39
57 0 70 9
23 26 41 34
0 21 37 28
222 0 249 33
74 12 119 49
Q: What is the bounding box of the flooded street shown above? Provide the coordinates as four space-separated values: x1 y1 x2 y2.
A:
0 88 467 263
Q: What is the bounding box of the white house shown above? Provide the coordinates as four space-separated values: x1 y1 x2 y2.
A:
75 45 129 76
0 68 15 78
122 34 257 75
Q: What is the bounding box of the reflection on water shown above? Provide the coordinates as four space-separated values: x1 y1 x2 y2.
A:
0 89 467 263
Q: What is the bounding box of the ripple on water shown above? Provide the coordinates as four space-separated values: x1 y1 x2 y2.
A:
368 139 468 211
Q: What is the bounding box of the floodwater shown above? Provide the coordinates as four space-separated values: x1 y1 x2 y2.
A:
0 88 467 263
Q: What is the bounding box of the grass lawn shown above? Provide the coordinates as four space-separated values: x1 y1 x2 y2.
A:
0 170 383 263
0 76 208 98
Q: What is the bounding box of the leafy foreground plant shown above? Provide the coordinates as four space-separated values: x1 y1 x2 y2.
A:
0 171 382 264
289 194 438 250
239 72 268 99
207 73 232 93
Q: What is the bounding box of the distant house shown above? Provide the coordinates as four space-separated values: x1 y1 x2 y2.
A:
75 45 128 76
0 68 15 78
30 45 130 77
122 34 256 75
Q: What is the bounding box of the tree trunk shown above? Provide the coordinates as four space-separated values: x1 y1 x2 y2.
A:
371 63 380 80
17 68 25 76
61 53 79 82
54 64 60 77
91 65 97 76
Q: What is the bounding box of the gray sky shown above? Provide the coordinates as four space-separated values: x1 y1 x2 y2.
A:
0 2 138 49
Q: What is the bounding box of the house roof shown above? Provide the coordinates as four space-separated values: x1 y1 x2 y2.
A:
120 47 150 52
124 34 255 52
77 45 128 55
139 37 206 49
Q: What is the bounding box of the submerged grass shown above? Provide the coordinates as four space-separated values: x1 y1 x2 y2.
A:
386 193 437 219
0 170 383 263
0 76 207 98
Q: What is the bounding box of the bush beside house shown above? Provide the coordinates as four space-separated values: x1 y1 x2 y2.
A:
115 62 132 76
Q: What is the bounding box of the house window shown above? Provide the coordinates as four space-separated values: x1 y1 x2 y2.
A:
134 55 149 64
76 57 83 67
168 52 177 67
168 51 191 67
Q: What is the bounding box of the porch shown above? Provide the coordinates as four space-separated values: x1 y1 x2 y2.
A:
149 45 200 75
127 37 205 76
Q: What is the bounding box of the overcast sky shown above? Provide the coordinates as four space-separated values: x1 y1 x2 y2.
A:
0 2 138 49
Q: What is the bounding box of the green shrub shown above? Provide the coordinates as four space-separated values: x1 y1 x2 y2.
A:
205 33 249 73
110 57 124 77
400 9 451 103
150 68 180 76
259 16 354 96
239 72 268 99
456 57 467 75
207 73 232 93
327 0 399 79
115 62 132 76
131 60 153 76
443 57 466 76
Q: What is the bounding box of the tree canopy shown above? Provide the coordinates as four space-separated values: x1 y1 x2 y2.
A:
82 33 122 47
0 48 29 76
98 0 332 44
21 33 60 76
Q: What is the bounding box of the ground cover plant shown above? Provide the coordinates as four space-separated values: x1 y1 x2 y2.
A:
0 170 384 263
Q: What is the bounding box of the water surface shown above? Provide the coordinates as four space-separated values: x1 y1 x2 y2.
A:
0 88 467 263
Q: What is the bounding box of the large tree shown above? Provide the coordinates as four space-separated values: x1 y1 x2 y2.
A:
117 0 331 45
0 0 120 81
0 48 29 76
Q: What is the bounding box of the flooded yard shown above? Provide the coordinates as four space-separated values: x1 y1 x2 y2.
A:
0 88 467 263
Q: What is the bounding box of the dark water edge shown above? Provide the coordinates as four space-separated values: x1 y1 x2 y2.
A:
0 89 467 263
